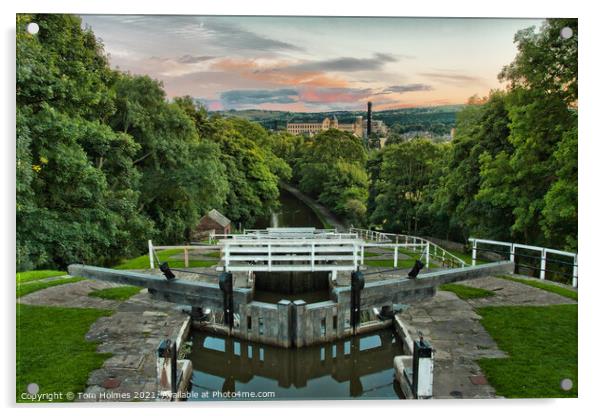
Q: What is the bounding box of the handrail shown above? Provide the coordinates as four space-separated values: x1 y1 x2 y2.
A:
468 237 577 287
349 227 467 269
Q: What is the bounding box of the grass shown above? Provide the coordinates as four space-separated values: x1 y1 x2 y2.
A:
498 275 578 301
364 258 416 268
362 251 382 258
477 304 577 398
445 248 489 265
17 277 86 298
439 283 496 300
114 248 218 270
16 270 66 283
88 286 141 301
16 304 112 402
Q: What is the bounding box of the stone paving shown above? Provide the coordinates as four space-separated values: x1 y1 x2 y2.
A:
398 275 576 399
18 278 190 402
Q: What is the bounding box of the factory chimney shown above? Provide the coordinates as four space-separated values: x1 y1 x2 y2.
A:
367 101 372 137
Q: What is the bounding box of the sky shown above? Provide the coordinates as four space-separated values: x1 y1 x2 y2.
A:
80 15 545 112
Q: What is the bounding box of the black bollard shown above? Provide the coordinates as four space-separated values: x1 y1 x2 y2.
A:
408 260 424 279
219 272 234 329
350 270 365 332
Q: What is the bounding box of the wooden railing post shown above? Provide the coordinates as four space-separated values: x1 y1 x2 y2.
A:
184 247 189 268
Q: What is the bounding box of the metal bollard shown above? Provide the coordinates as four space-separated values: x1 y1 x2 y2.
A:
412 336 434 398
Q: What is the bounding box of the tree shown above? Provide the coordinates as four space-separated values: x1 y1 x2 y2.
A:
17 14 150 269
110 76 228 243
429 91 515 241
478 19 577 248
370 139 446 234
175 98 288 227
293 129 368 225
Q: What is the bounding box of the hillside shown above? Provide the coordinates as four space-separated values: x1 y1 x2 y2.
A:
211 105 464 136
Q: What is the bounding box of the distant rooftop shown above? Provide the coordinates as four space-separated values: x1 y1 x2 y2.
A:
205 209 231 227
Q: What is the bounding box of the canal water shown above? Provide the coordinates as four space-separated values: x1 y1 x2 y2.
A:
252 187 323 229
187 329 405 400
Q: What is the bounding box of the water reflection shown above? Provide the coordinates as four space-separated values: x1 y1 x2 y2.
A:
253 187 323 229
188 329 405 400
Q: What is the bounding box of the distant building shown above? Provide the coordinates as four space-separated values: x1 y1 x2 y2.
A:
192 209 232 239
286 115 364 137
287 102 387 138
363 119 388 137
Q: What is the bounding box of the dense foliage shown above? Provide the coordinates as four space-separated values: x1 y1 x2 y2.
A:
16 15 578 273
369 19 578 251
16 14 288 270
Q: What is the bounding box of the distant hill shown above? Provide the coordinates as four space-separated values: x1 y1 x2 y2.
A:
210 105 464 136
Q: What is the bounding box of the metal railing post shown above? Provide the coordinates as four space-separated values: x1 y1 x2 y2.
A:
572 254 578 288
426 243 430 269
540 248 546 280
394 246 398 268
510 243 515 263
471 240 477 266
361 245 365 265
148 240 154 269
184 247 189 268
171 340 178 397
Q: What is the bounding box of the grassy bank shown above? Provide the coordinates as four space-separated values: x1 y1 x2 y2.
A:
88 286 141 301
17 277 86 298
497 275 577 301
17 270 67 283
16 304 112 402
115 248 218 270
477 304 577 398
439 283 496 300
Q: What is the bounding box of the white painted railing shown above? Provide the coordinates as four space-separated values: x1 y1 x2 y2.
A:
208 228 355 243
218 238 361 275
147 240 219 269
469 238 578 287
350 228 467 269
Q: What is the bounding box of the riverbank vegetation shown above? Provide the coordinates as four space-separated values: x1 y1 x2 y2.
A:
17 15 576 273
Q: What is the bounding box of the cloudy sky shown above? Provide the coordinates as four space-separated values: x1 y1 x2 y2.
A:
80 15 544 111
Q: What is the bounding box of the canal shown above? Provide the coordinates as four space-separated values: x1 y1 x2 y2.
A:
187 186 405 400
252 186 324 229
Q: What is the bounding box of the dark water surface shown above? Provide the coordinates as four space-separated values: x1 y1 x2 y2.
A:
253 187 323 228
188 329 405 400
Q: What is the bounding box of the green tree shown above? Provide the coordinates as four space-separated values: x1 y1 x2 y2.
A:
370 139 446 234
478 19 577 249
295 129 368 224
17 14 150 269
110 77 228 243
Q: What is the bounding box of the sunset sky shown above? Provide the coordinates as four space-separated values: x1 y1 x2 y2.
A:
80 15 544 111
